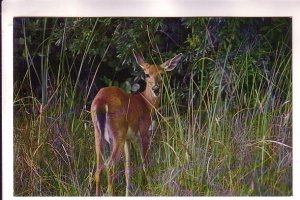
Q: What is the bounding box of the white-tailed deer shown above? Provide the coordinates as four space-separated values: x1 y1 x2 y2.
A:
91 51 182 196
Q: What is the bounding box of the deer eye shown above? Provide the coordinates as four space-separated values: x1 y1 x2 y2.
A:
145 74 150 78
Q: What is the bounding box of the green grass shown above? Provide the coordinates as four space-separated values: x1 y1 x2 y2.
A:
13 19 292 196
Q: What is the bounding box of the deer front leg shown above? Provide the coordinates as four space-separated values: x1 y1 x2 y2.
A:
139 117 151 172
140 130 150 186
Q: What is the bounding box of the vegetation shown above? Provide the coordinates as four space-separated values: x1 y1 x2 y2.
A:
13 17 292 196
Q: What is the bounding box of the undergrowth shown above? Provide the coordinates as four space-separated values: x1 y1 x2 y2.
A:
13 17 292 196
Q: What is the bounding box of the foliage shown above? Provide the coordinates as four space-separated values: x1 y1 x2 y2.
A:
13 17 292 196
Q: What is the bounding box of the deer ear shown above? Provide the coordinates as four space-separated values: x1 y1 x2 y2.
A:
162 53 183 71
133 50 145 69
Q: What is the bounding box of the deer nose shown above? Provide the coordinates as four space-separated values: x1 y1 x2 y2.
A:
152 85 160 96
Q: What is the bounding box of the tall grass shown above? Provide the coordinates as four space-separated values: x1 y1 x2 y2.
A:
14 18 292 196
147 43 292 196
14 18 97 196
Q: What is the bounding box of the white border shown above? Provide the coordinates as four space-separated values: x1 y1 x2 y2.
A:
2 0 300 200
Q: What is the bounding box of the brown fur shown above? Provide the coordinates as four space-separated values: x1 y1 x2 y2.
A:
91 52 182 196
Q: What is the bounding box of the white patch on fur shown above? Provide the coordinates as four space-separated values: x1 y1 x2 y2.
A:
151 89 159 97
149 120 156 131
104 104 110 144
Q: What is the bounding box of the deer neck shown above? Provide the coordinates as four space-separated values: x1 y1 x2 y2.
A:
140 84 160 112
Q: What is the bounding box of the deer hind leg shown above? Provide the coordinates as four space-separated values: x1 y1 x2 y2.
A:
124 141 130 196
95 135 105 196
92 109 105 196
106 135 126 196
